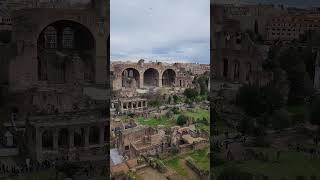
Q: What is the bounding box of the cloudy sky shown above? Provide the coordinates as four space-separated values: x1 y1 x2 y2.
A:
111 0 210 64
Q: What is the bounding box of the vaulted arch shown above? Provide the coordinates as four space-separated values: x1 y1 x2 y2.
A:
143 68 160 87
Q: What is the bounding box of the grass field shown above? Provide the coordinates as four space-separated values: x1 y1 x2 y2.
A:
189 148 210 171
213 151 320 180
137 108 209 128
183 108 210 120
164 148 209 177
164 157 188 176
137 116 175 127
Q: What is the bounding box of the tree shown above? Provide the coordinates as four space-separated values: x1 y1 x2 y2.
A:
184 88 198 100
277 46 315 104
236 85 283 117
196 75 209 95
177 115 188 126
167 95 172 104
173 95 179 104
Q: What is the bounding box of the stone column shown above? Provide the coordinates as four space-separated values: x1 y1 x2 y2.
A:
84 127 90 147
69 127 74 149
140 74 144 88
53 128 59 150
158 77 162 87
121 102 124 113
99 125 105 145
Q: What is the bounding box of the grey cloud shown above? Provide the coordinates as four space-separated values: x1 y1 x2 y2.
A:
111 0 210 64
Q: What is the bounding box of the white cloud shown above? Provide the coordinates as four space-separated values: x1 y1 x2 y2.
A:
111 0 210 64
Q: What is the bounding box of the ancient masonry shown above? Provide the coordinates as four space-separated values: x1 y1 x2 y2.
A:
211 4 273 86
111 59 210 90
0 0 110 162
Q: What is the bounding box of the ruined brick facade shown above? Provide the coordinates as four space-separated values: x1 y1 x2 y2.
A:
0 0 110 162
111 59 209 91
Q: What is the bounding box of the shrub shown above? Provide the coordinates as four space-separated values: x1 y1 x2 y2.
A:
184 88 199 100
173 95 179 103
236 85 283 117
177 115 188 126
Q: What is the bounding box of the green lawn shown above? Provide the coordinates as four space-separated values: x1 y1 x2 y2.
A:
136 108 209 128
137 117 175 127
189 148 210 171
164 147 209 177
213 151 320 180
164 157 188 176
183 108 209 120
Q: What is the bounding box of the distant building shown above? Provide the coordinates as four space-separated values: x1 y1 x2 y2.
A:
266 14 320 41
211 4 273 85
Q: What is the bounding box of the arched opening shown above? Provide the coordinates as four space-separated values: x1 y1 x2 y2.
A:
233 60 240 80
143 68 159 87
122 68 140 88
223 58 229 78
74 128 85 147
37 20 95 84
42 130 53 150
89 126 100 145
162 69 176 87
58 128 69 148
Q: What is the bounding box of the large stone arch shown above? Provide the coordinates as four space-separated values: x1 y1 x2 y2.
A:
10 9 108 89
121 68 140 88
162 69 176 87
37 20 96 84
143 68 160 87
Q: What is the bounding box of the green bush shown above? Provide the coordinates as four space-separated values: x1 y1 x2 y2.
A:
236 85 283 117
173 95 179 103
184 88 199 100
171 107 180 114
177 115 188 126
